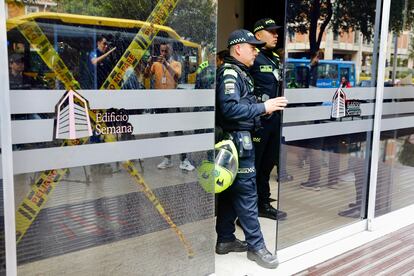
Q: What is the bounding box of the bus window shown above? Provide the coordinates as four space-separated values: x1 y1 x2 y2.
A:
6 13 202 90
286 58 356 88
317 63 338 87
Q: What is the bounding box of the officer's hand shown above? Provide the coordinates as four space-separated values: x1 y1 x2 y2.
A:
264 97 288 114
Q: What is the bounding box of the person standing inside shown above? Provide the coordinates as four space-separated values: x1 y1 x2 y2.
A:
215 29 287 269
340 76 351 88
249 18 291 220
145 42 195 171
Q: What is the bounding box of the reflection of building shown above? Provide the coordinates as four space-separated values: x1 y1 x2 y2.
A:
286 28 412 82
55 90 92 140
5 0 56 19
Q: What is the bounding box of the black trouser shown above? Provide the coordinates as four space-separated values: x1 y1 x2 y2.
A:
253 115 280 205
216 133 265 250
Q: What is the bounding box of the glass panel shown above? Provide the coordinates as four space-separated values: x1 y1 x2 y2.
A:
375 0 414 217
278 0 380 249
0 116 5 275
6 0 216 274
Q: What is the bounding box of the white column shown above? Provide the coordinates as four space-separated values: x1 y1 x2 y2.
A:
367 0 391 231
0 1 18 274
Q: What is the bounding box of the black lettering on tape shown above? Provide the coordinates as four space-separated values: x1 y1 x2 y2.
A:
22 202 36 216
18 208 33 221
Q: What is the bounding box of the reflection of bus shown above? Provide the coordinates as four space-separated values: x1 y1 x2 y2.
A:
6 12 202 89
286 58 356 88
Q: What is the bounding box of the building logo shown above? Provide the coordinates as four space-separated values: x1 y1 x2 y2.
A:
55 90 93 140
331 88 362 119
331 88 346 119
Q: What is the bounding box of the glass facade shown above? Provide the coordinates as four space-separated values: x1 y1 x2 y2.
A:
0 113 5 275
3 0 217 275
375 0 414 217
1 0 414 274
278 0 381 249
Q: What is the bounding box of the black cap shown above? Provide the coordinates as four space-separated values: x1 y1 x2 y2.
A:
227 29 266 48
9 53 24 63
253 18 281 33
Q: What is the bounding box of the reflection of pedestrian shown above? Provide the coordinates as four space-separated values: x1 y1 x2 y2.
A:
215 29 287 269
340 76 351 88
89 35 117 89
308 52 320 87
195 54 215 89
399 135 414 166
216 49 229 68
249 18 290 221
9 53 40 90
145 42 195 171
145 43 181 89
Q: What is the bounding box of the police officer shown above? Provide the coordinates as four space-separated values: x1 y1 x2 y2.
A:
215 29 288 269
250 18 291 221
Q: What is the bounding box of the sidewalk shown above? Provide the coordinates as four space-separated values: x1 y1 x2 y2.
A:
294 223 414 275
216 221 414 276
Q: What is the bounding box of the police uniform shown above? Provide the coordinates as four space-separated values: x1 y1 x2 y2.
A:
215 30 279 269
215 30 267 252
249 18 289 220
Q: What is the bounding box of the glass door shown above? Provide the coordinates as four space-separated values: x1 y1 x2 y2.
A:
277 0 382 249
374 0 414 217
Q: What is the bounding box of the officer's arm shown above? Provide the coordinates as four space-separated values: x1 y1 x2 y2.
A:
218 74 265 121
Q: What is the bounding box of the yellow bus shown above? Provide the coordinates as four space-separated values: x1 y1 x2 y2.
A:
6 12 202 89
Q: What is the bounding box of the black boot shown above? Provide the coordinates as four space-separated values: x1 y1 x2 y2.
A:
247 247 279 269
216 238 248 254
258 203 287 220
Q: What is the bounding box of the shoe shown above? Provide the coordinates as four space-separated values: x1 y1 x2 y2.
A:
348 202 360 208
258 203 287 220
247 247 279 269
338 207 361 218
300 181 320 191
327 183 341 189
179 158 195 171
278 174 294 182
215 239 248 255
157 157 173 169
339 172 356 182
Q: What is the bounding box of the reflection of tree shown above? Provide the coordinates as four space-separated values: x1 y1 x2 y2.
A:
54 0 216 48
167 0 217 48
55 0 153 19
287 0 414 57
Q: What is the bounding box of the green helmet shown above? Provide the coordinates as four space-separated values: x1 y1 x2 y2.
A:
198 140 239 193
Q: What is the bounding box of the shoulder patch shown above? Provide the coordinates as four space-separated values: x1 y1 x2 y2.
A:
260 65 273 72
223 78 236 84
223 68 238 78
224 82 235 94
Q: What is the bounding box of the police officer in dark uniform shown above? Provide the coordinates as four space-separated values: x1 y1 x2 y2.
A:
215 29 288 269
250 18 291 220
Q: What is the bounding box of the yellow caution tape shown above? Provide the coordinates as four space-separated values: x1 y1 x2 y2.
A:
17 20 80 90
15 169 67 242
13 0 194 257
100 0 179 90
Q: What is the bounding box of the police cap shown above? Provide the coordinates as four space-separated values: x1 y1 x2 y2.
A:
253 18 281 34
227 29 266 48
